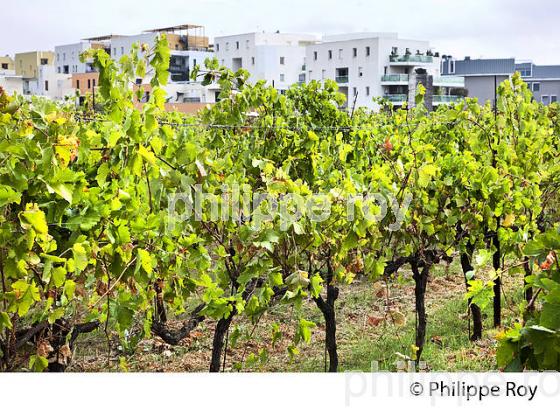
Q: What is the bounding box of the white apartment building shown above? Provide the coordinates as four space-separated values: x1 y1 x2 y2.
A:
55 40 110 74
305 32 464 110
214 32 319 92
23 65 73 100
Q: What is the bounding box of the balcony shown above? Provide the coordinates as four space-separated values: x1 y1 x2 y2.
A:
389 54 433 65
384 94 408 104
381 74 409 84
433 76 465 87
335 75 349 84
432 95 463 104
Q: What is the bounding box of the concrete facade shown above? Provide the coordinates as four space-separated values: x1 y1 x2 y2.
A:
215 32 319 92
442 56 560 105
14 51 54 79
305 33 462 110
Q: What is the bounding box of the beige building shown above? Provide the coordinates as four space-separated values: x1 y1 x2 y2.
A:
15 51 54 79
0 55 14 71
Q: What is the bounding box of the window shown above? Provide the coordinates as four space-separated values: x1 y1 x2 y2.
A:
542 95 550 104
552 95 558 103
280 73 285 82
63 53 66 61
353 87 357 96
93 79 96 87
321 69 326 80
449 60 455 74
225 42 229 51
353 48 357 57
193 58 197 67
308 70 312 79
366 86 370 96
121 47 124 55
44 80 48 91
76 80 80 89
216 43 220 51
338 49 343 59
366 46 370 56
313 51 317 61
246 40 250 49
328 50 332 60
335 67 348 83
392 47 398 55
57 67 61 73
88 79 91 89
236 41 239 50
56 53 59 62
358 67 363 77
533 83 540 92
1 63 8 69
251 57 255 65
280 56 285 65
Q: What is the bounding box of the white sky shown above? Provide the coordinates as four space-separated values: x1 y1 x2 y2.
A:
1 0 559 65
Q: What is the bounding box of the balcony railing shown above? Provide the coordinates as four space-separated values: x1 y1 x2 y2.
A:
384 94 408 103
433 76 465 86
432 95 463 103
389 54 433 63
381 74 409 82
335 75 349 83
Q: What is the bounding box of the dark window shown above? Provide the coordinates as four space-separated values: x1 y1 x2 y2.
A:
353 48 357 57
328 50 332 60
366 46 370 56
552 95 558 103
44 80 48 91
280 56 285 65
76 80 80 89
236 41 239 49
40 58 48 65
88 79 91 89
313 51 317 60
1 63 7 69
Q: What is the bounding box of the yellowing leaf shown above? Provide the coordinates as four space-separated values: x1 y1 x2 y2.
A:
502 213 516 228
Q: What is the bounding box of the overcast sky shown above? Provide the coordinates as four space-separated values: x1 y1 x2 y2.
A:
1 0 559 64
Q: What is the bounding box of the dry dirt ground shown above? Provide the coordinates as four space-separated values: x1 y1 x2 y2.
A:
69 260 523 372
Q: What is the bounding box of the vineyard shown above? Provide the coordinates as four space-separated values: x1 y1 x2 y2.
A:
1 37 560 373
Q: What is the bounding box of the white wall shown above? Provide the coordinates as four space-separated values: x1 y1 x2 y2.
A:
55 42 92 74
20 65 73 100
0 74 23 95
215 32 318 90
305 33 439 110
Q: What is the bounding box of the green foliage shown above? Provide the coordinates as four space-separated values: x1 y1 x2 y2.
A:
0 38 559 373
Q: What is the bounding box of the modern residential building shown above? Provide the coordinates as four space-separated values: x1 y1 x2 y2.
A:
0 55 14 72
71 72 99 95
55 38 112 74
14 51 55 79
214 31 319 92
305 32 464 110
33 65 73 99
111 24 213 83
441 56 560 105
